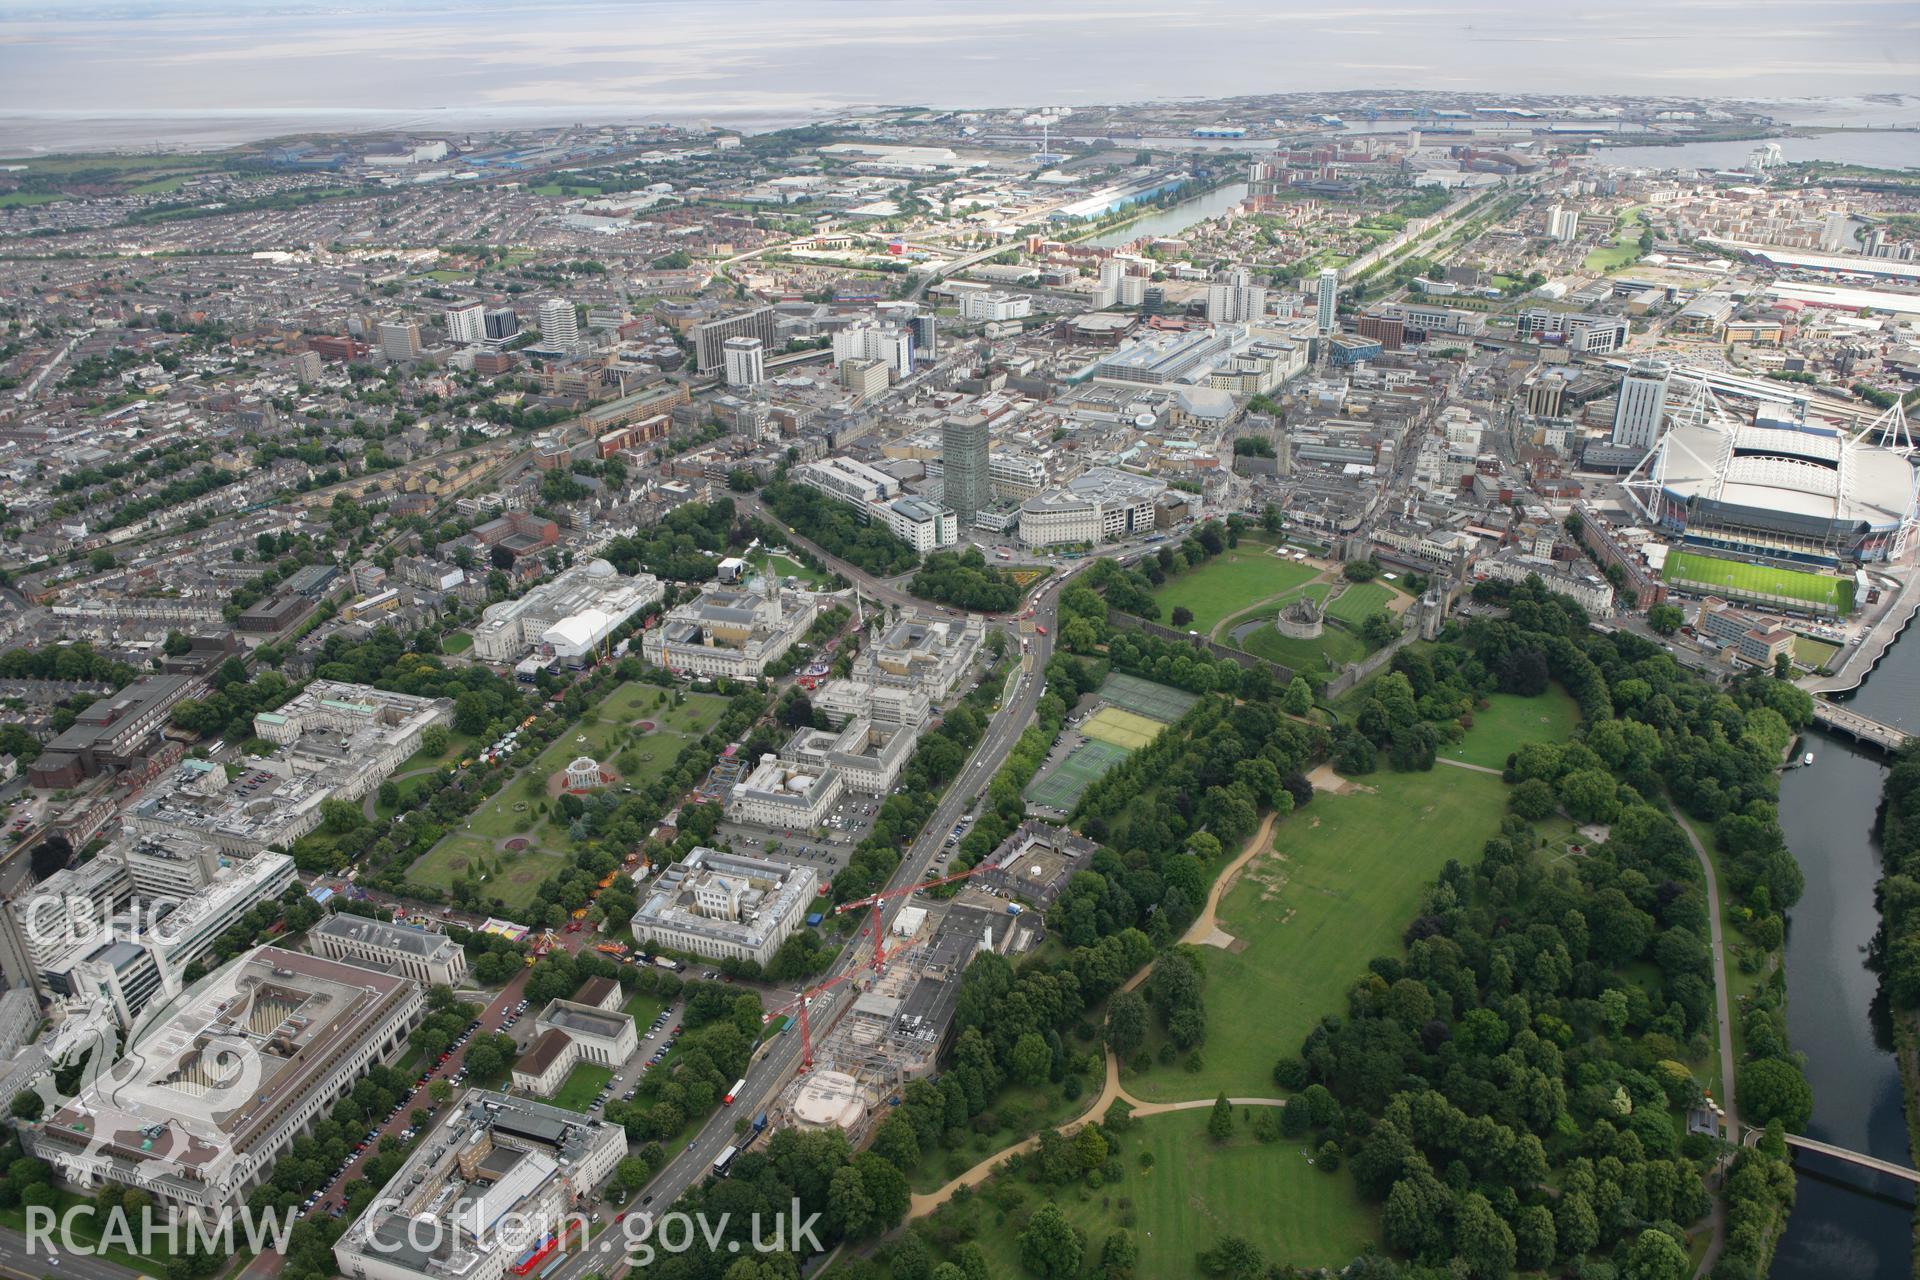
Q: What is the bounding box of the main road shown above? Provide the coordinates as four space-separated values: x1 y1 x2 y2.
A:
547 539 1079 1280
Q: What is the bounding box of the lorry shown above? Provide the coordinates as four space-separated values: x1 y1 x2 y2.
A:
653 955 683 971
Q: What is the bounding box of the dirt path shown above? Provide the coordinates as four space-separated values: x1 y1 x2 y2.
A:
909 813 1295 1219
1668 802 1739 1279
1437 757 1503 776
1206 558 1340 644
906 1043 1293 1219
1180 808 1279 945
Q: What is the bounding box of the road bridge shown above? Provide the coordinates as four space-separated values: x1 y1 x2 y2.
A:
1809 699 1909 752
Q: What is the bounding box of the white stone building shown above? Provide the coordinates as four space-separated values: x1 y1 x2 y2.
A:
311 913 469 987
641 582 819 679
630 848 816 968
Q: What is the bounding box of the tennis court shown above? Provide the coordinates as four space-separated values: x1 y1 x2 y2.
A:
1097 673 1199 723
1025 739 1132 811
1082 706 1165 750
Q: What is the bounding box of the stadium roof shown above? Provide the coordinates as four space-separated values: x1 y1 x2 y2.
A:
1657 421 1915 531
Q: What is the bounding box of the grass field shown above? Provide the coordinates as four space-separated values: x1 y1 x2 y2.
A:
443 631 474 654
1665 549 1854 614
762 553 828 587
1439 688 1582 770
1213 582 1333 643
1324 581 1395 626
1025 739 1131 811
406 688 724 909
0 191 65 208
1082 706 1165 750
550 1063 615 1113
1792 635 1841 672
1097 672 1198 722
938 1110 1376 1277
1237 621 1370 677
1125 767 1513 1102
1584 207 1646 273
1150 545 1321 634
622 991 667 1028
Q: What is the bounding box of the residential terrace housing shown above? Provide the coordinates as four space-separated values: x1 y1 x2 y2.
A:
640 581 819 679
28 946 425 1220
630 847 816 968
332 1091 625 1280
125 683 451 854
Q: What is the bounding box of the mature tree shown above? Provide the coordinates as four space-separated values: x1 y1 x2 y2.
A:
1509 777 1558 820
1623 1228 1690 1280
1512 1204 1556 1271
1383 1170 1449 1259
1197 1235 1267 1280
1647 603 1684 635
10 1090 43 1121
1106 990 1149 1059
1018 1203 1083 1279
1099 1227 1140 1280
1208 1092 1233 1141
1738 1058 1814 1130
1453 1191 1517 1280
1554 1191 1599 1260
1170 606 1194 629
1009 1032 1052 1086
1282 677 1314 717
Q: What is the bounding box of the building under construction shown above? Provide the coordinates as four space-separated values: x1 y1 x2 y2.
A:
770 897 1012 1145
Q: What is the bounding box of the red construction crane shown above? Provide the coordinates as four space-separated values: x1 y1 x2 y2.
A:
761 967 860 1074
833 860 988 971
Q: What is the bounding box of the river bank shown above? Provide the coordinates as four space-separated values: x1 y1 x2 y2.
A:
1077 180 1249 249
1770 623 1920 1278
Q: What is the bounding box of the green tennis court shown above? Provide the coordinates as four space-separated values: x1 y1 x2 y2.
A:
1025 739 1131 811
1096 672 1198 722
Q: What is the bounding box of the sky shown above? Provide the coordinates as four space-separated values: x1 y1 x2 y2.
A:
0 0 1916 149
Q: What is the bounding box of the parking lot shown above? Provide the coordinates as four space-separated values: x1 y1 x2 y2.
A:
713 786 885 884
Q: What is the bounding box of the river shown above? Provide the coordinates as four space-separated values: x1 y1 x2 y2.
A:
1596 133 1920 173
1082 182 1251 249
1770 629 1920 1278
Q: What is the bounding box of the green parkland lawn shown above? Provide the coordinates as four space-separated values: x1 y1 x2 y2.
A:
550 1063 615 1113
1124 766 1514 1102
1150 545 1321 634
405 687 724 911
1324 580 1395 626
1439 688 1582 770
933 1109 1376 1277
1664 549 1854 614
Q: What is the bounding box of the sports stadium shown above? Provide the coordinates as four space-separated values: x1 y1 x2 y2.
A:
1622 392 1917 615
